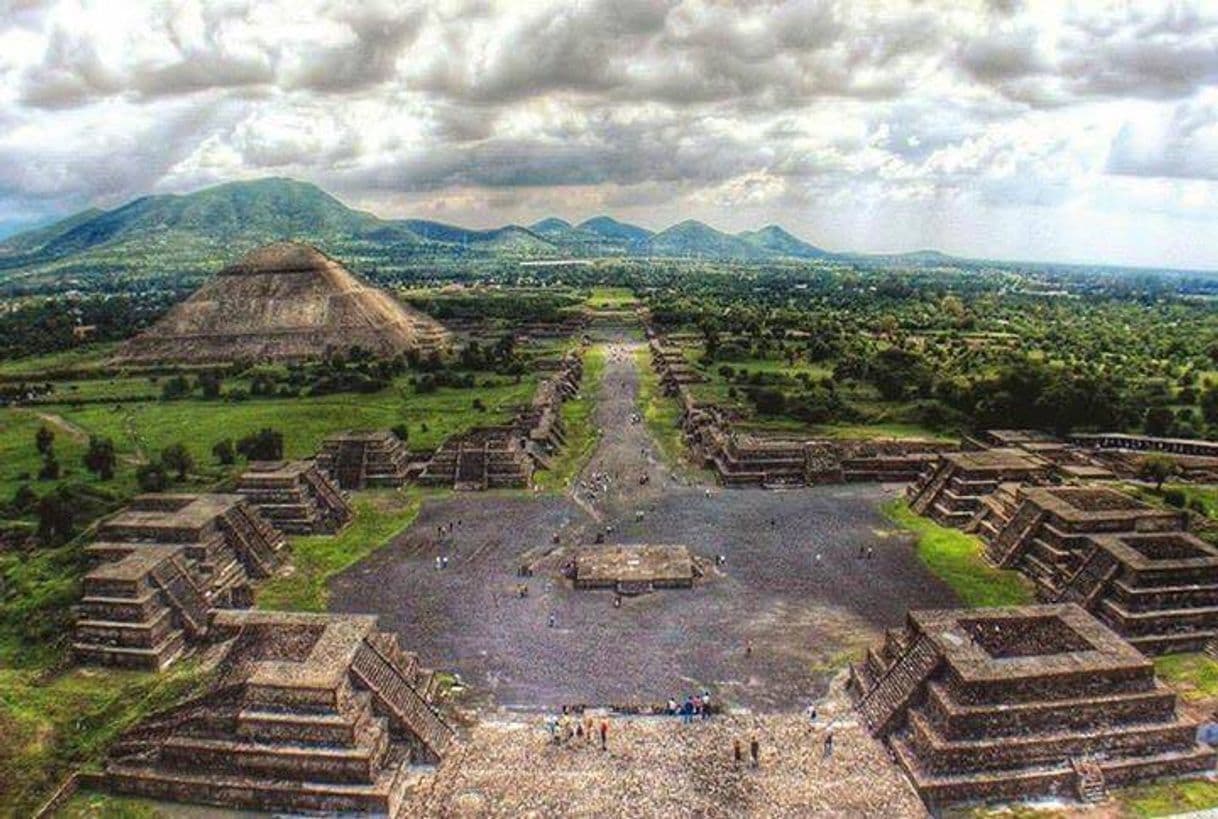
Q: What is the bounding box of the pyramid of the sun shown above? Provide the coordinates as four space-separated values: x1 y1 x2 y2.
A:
114 242 449 363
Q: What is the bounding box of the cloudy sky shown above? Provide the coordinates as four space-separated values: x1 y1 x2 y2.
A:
2 0 1217 269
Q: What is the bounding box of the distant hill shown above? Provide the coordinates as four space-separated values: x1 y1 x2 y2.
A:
0 176 960 293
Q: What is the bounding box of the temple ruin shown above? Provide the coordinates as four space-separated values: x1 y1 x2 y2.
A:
317 429 412 490
906 448 1052 527
114 242 450 364
236 459 353 534
417 351 583 491
97 610 455 816
849 604 1215 810
73 494 285 670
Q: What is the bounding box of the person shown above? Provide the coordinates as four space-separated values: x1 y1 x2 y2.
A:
599 720 608 751
701 690 712 719
806 704 817 724
750 736 760 768
692 694 702 718
733 738 743 767
667 698 677 716
614 595 622 609
548 611 556 628
435 555 442 571
441 555 449 569
745 640 753 658
823 730 834 758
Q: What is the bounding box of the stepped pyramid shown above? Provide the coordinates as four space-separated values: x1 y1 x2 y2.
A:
114 241 449 363
100 610 455 816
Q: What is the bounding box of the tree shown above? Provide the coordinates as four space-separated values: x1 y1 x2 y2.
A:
390 424 409 443
38 451 60 481
35 425 54 455
212 439 236 465
236 428 283 461
161 374 192 400
83 436 117 480
35 489 75 545
196 370 222 399
1143 406 1174 437
136 461 169 492
1139 454 1176 491
10 483 36 514
160 443 194 481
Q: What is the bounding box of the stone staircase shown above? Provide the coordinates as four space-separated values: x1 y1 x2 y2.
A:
909 462 952 516
454 447 488 491
856 634 942 737
219 505 282 578
1072 757 1108 803
1056 546 1120 611
148 556 210 639
350 642 456 763
988 501 1047 567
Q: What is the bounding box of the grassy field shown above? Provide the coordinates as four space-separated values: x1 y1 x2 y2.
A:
585 286 638 309
256 488 432 612
0 343 117 377
1114 778 1218 817
0 660 206 817
882 499 1034 607
535 345 605 493
635 346 697 475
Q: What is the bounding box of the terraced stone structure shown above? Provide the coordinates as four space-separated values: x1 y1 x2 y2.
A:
114 241 450 364
573 544 698 594
418 351 584 491
849 604 1215 810
649 338 703 395
73 494 285 670
236 459 353 534
99 610 456 816
906 448 1051 527
317 429 412 490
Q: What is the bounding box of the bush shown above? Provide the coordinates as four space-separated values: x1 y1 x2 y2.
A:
390 424 409 443
83 436 117 480
136 461 169 492
237 428 283 461
160 443 194 480
37 452 60 481
212 439 236 465
1163 488 1188 508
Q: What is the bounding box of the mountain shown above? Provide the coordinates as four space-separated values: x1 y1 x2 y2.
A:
645 220 763 259
0 177 892 293
738 225 829 258
577 216 653 246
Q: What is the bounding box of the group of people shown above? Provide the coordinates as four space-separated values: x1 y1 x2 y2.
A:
666 691 714 722
547 710 610 751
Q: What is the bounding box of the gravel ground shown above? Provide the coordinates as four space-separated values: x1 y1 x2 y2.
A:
331 343 958 711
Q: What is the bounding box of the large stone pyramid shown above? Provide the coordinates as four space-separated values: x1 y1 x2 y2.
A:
115 242 449 363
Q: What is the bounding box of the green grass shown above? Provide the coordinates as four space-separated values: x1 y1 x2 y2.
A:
635 346 696 475
59 791 166 818
1116 777 1218 817
882 499 1033 607
585 286 637 309
1153 652 1218 701
256 489 431 612
0 660 206 817
535 345 605 493
0 343 117 377
14 373 536 470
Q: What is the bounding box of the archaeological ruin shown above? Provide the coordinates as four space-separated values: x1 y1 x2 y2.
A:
95 610 455 816
317 429 413 490
113 242 450 364
571 543 698 594
236 459 353 534
73 494 285 670
850 604 1216 810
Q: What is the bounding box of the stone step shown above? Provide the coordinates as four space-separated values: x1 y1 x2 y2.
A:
1099 599 1218 636
159 732 387 784
1126 630 1218 655
73 631 185 671
75 608 176 648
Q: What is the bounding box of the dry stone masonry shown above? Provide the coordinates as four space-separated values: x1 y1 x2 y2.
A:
98 610 455 817
73 494 285 670
849 604 1215 810
317 429 413 490
236 459 353 534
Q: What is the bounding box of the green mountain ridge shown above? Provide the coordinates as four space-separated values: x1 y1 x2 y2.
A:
0 177 939 293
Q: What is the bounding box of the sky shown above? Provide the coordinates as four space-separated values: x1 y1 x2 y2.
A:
1 0 1218 269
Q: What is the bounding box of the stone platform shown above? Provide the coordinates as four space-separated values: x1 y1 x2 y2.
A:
849 604 1215 810
906 448 1051 527
73 493 285 670
573 544 697 594
317 429 411 490
100 610 456 817
236 459 353 534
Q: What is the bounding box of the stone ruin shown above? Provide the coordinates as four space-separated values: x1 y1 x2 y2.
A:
849 604 1215 810
906 448 1052 527
976 429 1118 482
236 459 353 535
113 242 450 364
571 543 698 594
649 338 704 394
317 429 412 490
1070 433 1218 483
417 351 584 491
73 494 285 670
95 609 456 817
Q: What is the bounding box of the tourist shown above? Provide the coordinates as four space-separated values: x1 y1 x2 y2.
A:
806 704 817 724
750 736 760 768
702 690 712 719
823 730 834 758
441 555 449 569
745 640 753 658
548 611 556 628
734 739 743 767
435 556 442 571
667 697 677 716
600 720 608 750
692 694 702 718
